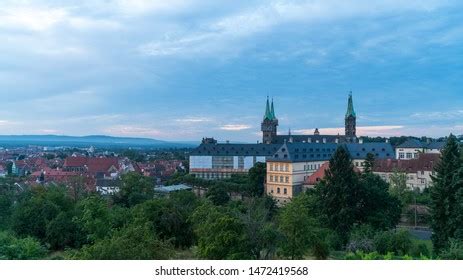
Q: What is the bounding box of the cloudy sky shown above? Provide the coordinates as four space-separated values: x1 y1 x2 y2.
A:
0 0 462 141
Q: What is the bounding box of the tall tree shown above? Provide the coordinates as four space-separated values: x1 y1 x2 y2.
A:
191 201 251 259
430 134 462 253
316 145 360 243
364 153 375 173
247 162 267 196
113 172 154 207
278 194 320 259
389 170 413 206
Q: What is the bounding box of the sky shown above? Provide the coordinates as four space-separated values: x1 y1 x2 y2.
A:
0 0 462 142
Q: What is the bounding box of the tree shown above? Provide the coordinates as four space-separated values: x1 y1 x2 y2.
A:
389 170 413 206
364 153 375 173
131 191 198 249
191 201 251 259
278 193 322 260
69 223 173 260
316 145 361 243
430 134 462 253
0 192 13 230
113 172 154 207
359 173 402 230
247 162 266 196
74 195 112 243
439 239 463 260
0 231 47 260
12 186 73 241
239 198 279 259
206 185 230 206
46 212 83 250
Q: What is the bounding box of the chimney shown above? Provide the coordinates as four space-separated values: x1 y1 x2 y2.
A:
308 137 312 143
335 138 339 144
359 138 364 144
323 138 327 144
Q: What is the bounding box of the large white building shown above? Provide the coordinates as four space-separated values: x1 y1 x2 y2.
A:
395 139 445 160
373 153 440 191
189 138 281 179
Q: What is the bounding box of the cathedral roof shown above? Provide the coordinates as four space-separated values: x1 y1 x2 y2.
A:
190 143 281 157
274 134 345 144
263 97 277 121
346 93 356 118
269 142 394 162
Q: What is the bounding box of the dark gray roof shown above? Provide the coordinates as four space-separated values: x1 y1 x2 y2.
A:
271 142 394 162
271 143 339 162
345 143 394 160
426 142 445 150
397 139 425 148
190 143 281 157
274 134 345 144
397 139 445 150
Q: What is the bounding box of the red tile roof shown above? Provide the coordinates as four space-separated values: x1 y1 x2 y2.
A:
373 153 440 173
63 157 119 175
305 162 330 185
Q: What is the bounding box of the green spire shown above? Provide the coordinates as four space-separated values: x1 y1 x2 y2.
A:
270 98 276 120
346 92 356 118
264 96 272 120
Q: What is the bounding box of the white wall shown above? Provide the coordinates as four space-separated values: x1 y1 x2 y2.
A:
189 156 212 169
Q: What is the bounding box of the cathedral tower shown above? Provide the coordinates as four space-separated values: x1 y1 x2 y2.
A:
261 97 278 144
345 92 357 142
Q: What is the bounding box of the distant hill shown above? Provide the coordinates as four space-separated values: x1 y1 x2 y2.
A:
0 135 198 148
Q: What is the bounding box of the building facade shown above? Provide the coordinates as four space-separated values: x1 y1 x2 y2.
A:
395 139 445 160
265 142 395 204
190 93 361 180
373 153 440 191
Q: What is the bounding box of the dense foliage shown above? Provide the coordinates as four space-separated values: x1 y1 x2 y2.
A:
1 139 461 260
430 135 463 254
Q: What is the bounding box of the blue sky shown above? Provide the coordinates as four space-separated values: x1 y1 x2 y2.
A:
0 0 462 142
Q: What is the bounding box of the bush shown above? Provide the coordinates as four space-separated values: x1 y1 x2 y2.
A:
0 231 47 260
410 241 430 258
439 239 463 260
346 225 376 253
373 230 413 256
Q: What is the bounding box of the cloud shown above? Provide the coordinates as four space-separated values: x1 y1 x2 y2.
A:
410 110 463 121
175 117 213 123
219 124 252 131
104 125 165 138
138 0 452 57
0 6 67 31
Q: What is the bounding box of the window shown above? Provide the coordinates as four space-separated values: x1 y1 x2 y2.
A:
280 176 284 183
277 188 280 194
406 153 413 159
270 164 274 171
399 153 405 159
269 175 273 182
414 153 418 158
285 176 289 183
283 188 287 195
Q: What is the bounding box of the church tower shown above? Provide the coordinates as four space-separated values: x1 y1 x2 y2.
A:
345 92 357 142
261 97 278 144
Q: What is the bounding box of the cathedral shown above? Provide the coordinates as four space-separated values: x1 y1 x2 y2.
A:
261 93 357 144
